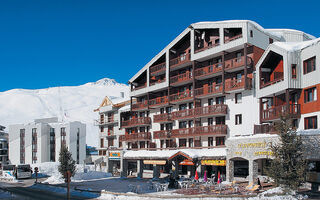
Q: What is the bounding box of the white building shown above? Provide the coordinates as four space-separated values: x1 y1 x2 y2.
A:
0 125 9 167
9 117 86 165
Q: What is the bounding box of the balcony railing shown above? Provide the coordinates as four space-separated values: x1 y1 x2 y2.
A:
153 130 169 139
132 100 148 111
119 132 152 142
261 104 301 122
224 34 243 43
170 71 192 85
225 55 252 71
260 72 284 88
121 117 151 128
149 96 168 107
194 63 222 79
150 62 166 75
94 117 117 126
169 90 193 103
132 83 147 91
150 78 166 86
225 77 251 92
194 84 223 97
195 42 220 53
171 125 227 138
153 113 171 123
170 104 228 120
170 53 191 68
254 124 278 134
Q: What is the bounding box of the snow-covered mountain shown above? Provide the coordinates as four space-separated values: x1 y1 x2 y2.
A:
0 78 129 147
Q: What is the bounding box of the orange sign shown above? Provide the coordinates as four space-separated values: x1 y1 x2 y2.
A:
180 159 194 166
109 152 120 157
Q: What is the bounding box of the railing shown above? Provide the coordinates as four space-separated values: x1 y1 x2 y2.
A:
153 130 169 139
169 90 193 103
150 62 166 74
260 72 284 88
194 84 223 97
225 56 252 71
119 132 152 142
121 117 151 127
170 104 228 120
195 42 220 53
132 100 148 111
149 96 168 107
254 124 278 134
153 113 171 122
132 83 147 91
150 78 166 86
194 63 222 78
170 71 192 85
169 53 191 68
261 104 301 121
225 77 251 91
94 117 116 126
224 34 243 43
171 125 227 138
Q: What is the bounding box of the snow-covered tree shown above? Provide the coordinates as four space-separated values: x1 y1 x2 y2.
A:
58 145 76 182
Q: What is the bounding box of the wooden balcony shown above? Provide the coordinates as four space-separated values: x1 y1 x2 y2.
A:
153 130 169 139
225 77 251 92
119 132 152 142
149 96 168 108
169 53 191 69
225 55 252 72
94 117 117 126
261 104 301 122
194 84 223 98
194 63 222 80
260 72 284 89
171 125 227 138
254 124 278 134
132 83 147 91
132 100 148 111
170 71 192 86
150 78 166 86
169 90 193 103
224 34 243 43
150 62 166 75
170 104 228 120
153 113 172 123
195 43 220 53
121 117 151 128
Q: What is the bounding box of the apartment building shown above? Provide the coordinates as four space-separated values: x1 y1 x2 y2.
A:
0 125 9 167
9 117 86 165
94 94 129 173
118 20 319 182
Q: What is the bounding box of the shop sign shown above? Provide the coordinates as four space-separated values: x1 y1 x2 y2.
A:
180 159 194 166
201 160 226 166
109 152 121 160
238 142 269 149
254 151 274 156
143 160 166 165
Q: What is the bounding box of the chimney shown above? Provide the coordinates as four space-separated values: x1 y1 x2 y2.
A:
120 92 124 98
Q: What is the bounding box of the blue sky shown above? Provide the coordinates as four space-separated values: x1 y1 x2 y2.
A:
0 0 319 91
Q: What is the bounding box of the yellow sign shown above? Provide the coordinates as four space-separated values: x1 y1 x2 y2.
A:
238 142 267 148
201 160 226 166
109 152 120 157
234 152 242 156
254 151 274 156
143 160 166 165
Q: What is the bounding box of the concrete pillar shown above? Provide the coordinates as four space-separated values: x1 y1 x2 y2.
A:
153 165 160 180
226 159 234 182
248 159 259 184
120 159 128 178
137 160 143 178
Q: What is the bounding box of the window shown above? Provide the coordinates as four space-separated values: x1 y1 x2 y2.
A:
139 141 145 149
305 116 318 129
108 138 114 147
208 98 214 106
188 138 194 147
236 73 242 82
208 137 214 147
179 139 187 147
100 126 104 133
100 138 104 148
160 108 164 114
269 38 273 44
236 52 242 62
208 118 214 125
188 120 194 128
304 87 317 103
291 64 297 79
188 102 194 109
179 104 187 111
303 57 316 74
179 121 187 129
166 106 173 113
160 140 164 148
216 116 225 125
235 114 242 125
216 137 225 146
250 30 253 37
216 96 225 104
235 93 242 104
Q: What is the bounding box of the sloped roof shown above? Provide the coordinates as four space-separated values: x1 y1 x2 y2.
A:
272 38 320 52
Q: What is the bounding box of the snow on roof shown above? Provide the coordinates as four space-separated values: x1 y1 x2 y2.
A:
298 129 320 136
272 38 320 52
266 29 316 40
123 148 226 159
118 104 131 112
228 133 279 141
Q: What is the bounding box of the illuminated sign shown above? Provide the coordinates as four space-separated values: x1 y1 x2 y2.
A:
201 160 226 166
143 160 166 165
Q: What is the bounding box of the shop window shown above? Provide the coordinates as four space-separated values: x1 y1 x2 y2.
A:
235 114 242 125
304 87 317 103
305 116 317 130
235 93 242 104
303 56 316 74
291 64 297 79
216 137 225 146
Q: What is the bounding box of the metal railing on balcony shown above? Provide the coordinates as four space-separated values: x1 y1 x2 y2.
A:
132 100 148 111
170 71 192 85
254 124 278 134
153 130 170 139
194 84 223 97
150 62 166 75
169 90 193 103
153 113 171 123
119 132 152 142
225 77 251 92
149 96 168 107
171 124 227 138
224 34 243 43
194 63 222 78
169 53 191 68
260 72 284 88
195 42 220 53
261 104 301 121
121 117 151 128
225 55 252 71
170 104 228 120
